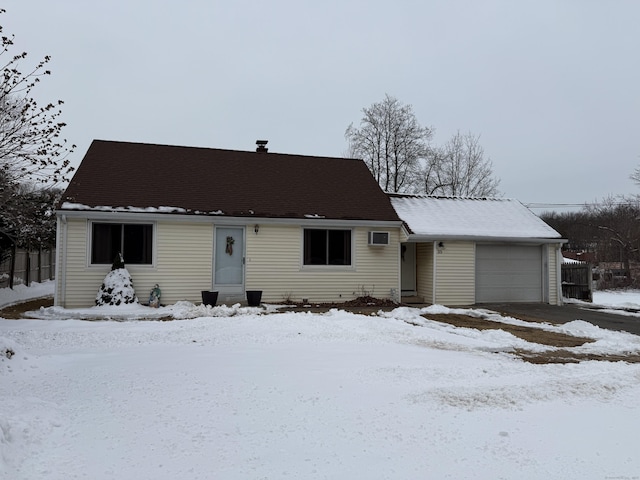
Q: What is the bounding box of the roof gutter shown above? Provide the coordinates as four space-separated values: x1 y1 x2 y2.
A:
55 209 403 229
405 234 567 244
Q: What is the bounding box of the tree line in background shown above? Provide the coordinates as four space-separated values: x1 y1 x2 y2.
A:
0 9 74 264
540 196 640 289
347 95 640 290
540 156 640 290
345 94 500 197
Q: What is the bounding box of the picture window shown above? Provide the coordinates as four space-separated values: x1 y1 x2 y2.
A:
91 223 153 265
303 229 351 266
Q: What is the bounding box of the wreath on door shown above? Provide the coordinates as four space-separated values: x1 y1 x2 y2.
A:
225 236 235 255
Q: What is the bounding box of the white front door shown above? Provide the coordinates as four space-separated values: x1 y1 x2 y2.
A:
214 226 245 295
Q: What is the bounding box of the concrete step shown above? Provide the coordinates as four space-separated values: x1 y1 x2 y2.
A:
402 295 424 304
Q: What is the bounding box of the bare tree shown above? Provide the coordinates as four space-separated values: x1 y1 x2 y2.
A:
345 94 432 193
584 196 640 286
0 9 75 185
630 164 640 186
0 9 74 265
542 196 640 288
424 131 500 197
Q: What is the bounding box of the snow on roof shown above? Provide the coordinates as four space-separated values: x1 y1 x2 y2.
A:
562 256 585 264
390 195 562 239
60 202 190 214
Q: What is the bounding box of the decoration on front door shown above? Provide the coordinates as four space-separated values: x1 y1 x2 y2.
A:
225 236 235 255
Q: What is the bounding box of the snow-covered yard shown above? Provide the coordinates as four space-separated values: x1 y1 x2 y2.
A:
2 284 640 479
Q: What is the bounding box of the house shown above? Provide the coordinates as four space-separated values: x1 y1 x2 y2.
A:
390 194 566 305
55 140 404 308
55 140 566 308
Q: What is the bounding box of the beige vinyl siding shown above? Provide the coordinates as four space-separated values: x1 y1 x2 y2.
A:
434 241 475 306
59 219 401 307
415 242 434 304
59 219 213 308
136 222 213 304
59 217 106 308
548 244 560 305
410 240 561 307
54 218 65 305
245 225 400 303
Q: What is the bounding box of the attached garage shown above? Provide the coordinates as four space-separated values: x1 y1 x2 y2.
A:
476 244 543 303
390 195 566 306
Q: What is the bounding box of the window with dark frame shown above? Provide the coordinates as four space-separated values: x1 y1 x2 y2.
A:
303 229 351 266
91 223 153 265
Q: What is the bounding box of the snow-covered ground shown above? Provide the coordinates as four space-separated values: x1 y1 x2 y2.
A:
2 285 640 479
0 280 55 309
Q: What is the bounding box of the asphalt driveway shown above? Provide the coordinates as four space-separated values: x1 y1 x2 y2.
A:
479 303 640 336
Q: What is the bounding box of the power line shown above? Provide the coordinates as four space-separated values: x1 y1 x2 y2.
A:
526 201 640 209
526 203 588 209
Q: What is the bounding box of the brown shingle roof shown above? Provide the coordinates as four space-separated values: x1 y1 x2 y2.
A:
61 140 401 222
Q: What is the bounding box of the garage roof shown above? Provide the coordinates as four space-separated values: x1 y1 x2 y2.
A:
389 195 563 241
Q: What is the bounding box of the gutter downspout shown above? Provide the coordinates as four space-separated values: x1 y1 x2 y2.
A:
432 241 437 304
542 244 549 304
396 240 401 304
556 245 563 306
54 214 67 307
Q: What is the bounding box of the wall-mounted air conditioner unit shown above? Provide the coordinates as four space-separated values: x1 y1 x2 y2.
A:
368 231 389 246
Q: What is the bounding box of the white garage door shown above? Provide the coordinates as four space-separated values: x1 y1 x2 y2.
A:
476 245 543 303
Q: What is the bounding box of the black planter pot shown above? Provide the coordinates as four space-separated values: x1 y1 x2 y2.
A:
246 290 263 307
201 290 219 306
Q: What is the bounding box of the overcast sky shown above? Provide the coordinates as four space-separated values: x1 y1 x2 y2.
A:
7 0 640 210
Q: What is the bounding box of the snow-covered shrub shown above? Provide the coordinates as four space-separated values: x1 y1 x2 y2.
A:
95 253 138 306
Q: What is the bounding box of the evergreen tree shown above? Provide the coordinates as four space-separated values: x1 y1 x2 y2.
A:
96 253 138 306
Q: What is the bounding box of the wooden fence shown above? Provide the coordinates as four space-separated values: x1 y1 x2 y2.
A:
0 248 56 289
561 263 592 302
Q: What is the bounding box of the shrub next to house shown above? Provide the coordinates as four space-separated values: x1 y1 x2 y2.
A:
96 253 138 306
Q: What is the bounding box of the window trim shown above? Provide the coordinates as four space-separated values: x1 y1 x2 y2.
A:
88 220 156 267
301 227 355 270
